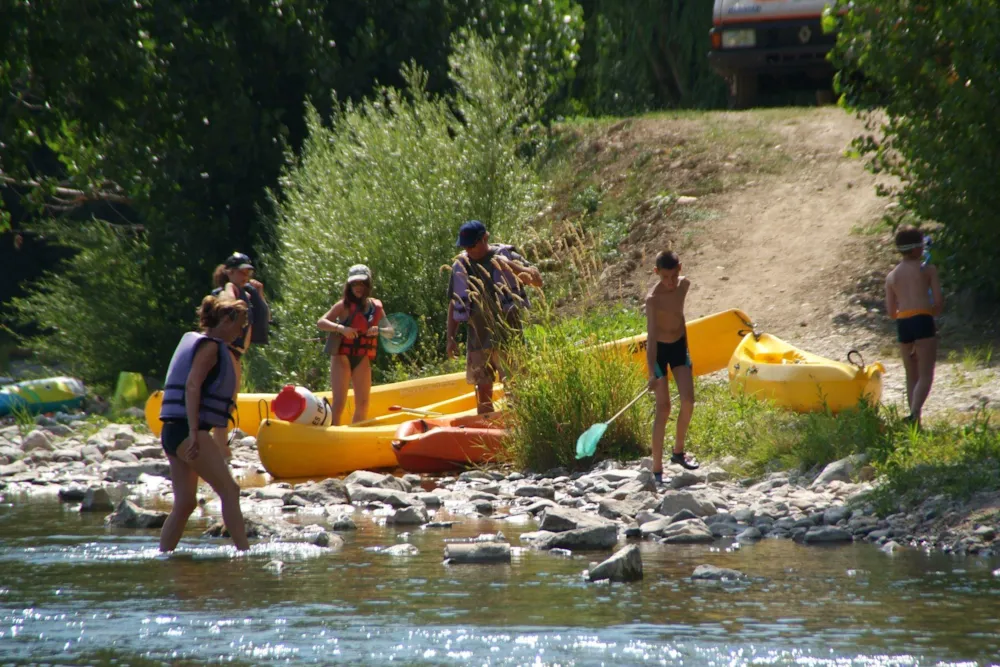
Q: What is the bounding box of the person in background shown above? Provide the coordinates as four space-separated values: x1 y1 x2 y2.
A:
446 220 542 414
210 252 268 459
158 295 249 552
317 264 384 424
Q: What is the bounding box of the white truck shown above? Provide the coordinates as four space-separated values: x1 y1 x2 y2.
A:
708 0 837 108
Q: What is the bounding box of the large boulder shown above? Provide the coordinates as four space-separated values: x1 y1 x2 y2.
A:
21 430 55 453
347 485 422 508
344 470 411 493
105 499 168 529
587 544 643 582
657 518 715 544
388 506 429 525
293 478 350 505
657 491 718 518
79 486 115 512
538 506 613 532
535 524 619 551
810 454 868 489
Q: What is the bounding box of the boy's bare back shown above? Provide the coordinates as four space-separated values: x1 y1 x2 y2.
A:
886 260 940 317
645 277 690 343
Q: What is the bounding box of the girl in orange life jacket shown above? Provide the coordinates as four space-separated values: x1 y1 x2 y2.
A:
317 264 384 425
210 252 269 460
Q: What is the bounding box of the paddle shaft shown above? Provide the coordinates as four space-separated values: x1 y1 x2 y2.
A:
389 405 443 417
604 388 649 426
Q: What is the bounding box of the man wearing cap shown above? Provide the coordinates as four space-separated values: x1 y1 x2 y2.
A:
447 220 543 413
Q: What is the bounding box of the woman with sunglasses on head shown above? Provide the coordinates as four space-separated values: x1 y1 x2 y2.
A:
210 252 268 459
158 295 250 552
317 265 384 425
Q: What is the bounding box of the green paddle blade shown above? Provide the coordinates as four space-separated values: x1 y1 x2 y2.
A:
379 312 418 354
575 422 608 459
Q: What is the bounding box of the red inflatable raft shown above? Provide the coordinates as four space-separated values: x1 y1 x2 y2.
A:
391 412 507 473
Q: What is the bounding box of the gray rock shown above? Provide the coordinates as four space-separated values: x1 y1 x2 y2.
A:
44 424 75 438
657 490 718 518
458 470 493 483
402 473 422 486
539 506 613 532
21 430 55 452
81 445 104 463
639 517 675 538
255 484 296 503
702 465 731 483
669 470 705 489
471 499 494 515
609 470 658 497
587 544 643 582
881 540 902 554
710 523 741 538
691 565 746 581
658 518 715 544
425 521 456 528
514 484 556 500
105 450 140 464
58 485 88 502
104 462 170 483
810 454 868 489
388 506 429 525
635 510 665 526
133 445 164 459
737 526 763 542
80 486 115 512
536 524 618 551
731 509 755 523
383 543 420 556
52 447 83 463
347 485 422 508
507 472 525 481
30 449 55 463
521 498 558 514
417 493 442 508
669 509 699 523
823 506 851 525
344 470 411 493
0 445 22 462
597 493 656 521
444 542 511 564
973 525 996 542
293 478 350 505
104 499 167 529
802 527 853 544
327 513 358 531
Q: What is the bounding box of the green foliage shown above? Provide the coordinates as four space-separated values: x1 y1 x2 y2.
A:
7 222 181 386
260 34 542 389
503 309 649 472
829 0 1000 300
867 410 1000 514
573 0 726 114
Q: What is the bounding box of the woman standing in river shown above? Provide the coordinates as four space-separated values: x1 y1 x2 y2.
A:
157 295 250 552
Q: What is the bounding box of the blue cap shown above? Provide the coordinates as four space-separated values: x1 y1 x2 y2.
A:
456 220 487 248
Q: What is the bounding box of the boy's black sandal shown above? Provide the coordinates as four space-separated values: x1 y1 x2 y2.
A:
671 452 700 470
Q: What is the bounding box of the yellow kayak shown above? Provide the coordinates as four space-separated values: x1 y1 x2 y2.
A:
256 389 503 479
593 308 754 377
728 333 884 413
144 371 469 437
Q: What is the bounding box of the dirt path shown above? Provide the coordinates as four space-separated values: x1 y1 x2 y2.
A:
613 107 1000 417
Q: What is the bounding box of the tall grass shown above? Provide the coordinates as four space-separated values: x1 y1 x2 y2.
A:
503 309 651 472
259 33 542 390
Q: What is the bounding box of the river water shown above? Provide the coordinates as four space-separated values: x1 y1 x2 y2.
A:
1 484 998 666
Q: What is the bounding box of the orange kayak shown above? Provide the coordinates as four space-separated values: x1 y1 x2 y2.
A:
391 413 507 473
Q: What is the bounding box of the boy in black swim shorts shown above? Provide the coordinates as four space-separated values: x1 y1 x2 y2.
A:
645 250 699 481
885 225 943 426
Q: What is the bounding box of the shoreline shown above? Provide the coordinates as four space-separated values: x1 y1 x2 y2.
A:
1 419 997 561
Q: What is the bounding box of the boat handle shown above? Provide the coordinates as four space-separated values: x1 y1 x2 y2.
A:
258 398 271 426
847 349 865 369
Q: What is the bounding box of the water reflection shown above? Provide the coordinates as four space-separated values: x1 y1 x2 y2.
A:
0 495 998 664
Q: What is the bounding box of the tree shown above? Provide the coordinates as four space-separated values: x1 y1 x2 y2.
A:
829 0 1000 299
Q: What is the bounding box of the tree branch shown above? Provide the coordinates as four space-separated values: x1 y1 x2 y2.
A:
0 175 131 205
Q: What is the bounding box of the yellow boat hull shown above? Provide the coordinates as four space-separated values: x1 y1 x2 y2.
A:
256 390 499 479
728 333 884 413
594 308 753 377
144 371 469 437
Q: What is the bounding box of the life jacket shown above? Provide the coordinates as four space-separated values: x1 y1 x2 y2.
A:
159 332 236 427
339 300 383 360
211 284 252 349
449 244 531 323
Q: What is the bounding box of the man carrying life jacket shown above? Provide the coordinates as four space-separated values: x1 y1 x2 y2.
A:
446 220 543 413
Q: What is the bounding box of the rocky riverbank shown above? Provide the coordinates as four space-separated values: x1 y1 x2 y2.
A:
1 418 998 570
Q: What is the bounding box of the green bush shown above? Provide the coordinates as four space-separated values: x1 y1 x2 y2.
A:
6 222 186 387
259 34 542 390
503 309 650 472
829 0 1000 300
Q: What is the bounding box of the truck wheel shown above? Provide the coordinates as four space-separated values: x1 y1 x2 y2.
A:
728 72 758 109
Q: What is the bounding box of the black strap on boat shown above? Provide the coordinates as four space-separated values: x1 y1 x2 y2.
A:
847 349 865 369
258 398 271 426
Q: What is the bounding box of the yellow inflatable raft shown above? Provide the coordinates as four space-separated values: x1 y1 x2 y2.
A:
144 370 469 437
728 333 884 413
256 389 504 479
